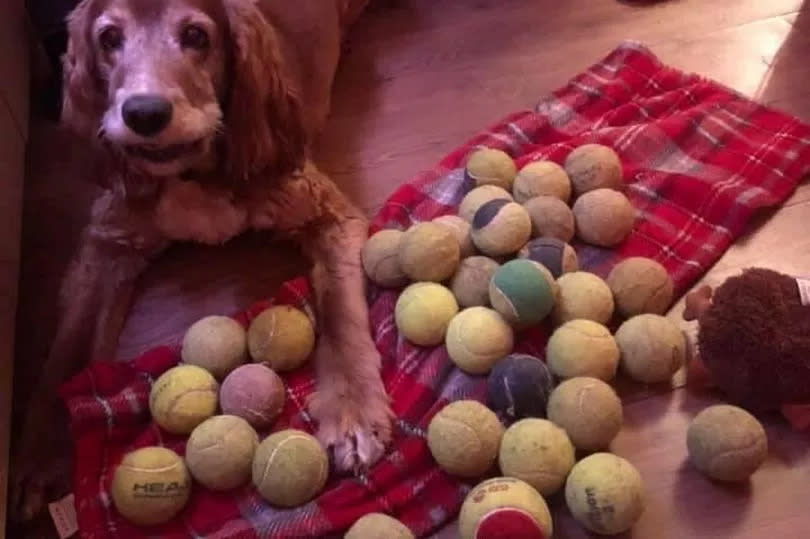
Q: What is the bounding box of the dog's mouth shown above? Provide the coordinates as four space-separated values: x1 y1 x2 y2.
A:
125 139 204 162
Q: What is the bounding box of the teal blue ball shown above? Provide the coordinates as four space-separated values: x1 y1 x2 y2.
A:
488 259 555 326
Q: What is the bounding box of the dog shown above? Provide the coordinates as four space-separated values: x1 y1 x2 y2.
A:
11 0 393 522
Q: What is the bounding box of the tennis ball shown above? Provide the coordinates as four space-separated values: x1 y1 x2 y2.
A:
427 400 504 477
111 446 191 526
345 513 415 539
518 237 578 278
489 260 555 327
185 415 258 491
614 314 686 383
445 307 514 374
513 160 571 203
433 215 476 258
458 477 553 539
564 144 623 196
565 453 644 535
471 199 532 257
247 305 315 372
547 377 623 451
395 282 459 346
399 222 461 282
252 429 328 507
488 354 555 421
573 188 635 247
687 405 768 481
465 148 517 190
553 271 614 325
607 257 674 316
499 418 575 496
362 229 409 288
150 365 219 435
181 315 247 379
219 363 285 429
523 196 575 242
546 320 619 381
458 185 514 223
450 256 500 307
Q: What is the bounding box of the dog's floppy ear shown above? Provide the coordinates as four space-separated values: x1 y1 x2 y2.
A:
223 0 307 183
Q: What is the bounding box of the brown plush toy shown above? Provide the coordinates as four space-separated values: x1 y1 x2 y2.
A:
683 268 810 410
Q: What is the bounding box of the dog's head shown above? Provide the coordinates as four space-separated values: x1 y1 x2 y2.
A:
62 0 306 181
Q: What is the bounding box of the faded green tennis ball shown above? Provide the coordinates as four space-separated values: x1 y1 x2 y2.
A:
498 418 575 496
149 365 219 435
465 148 518 190
458 185 514 223
564 144 624 196
573 188 635 247
445 307 514 374
547 377 623 451
362 229 409 288
614 314 686 383
395 282 459 346
433 215 476 258
252 429 328 507
546 319 619 381
523 196 575 242
185 415 258 491
518 237 579 278
607 257 674 316
427 400 504 477
459 477 553 539
247 305 315 372
399 222 461 282
513 160 571 203
489 259 555 327
345 513 415 539
553 271 614 325
471 199 532 257
450 255 501 308
181 315 247 379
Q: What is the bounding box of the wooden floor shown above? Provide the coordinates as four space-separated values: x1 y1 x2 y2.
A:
13 0 810 537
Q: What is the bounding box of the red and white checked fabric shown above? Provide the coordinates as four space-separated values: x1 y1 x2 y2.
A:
60 40 810 538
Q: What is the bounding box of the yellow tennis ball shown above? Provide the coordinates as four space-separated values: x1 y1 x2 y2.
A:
607 257 674 317
427 400 503 477
553 271 614 325
459 477 553 539
252 429 328 507
458 185 514 222
450 255 500 308
471 200 532 257
513 160 572 203
111 446 191 526
564 144 624 196
445 307 514 374
150 365 219 435
395 282 459 346
465 148 518 190
433 214 476 258
546 319 619 381
398 222 461 282
345 513 415 539
362 229 409 288
181 315 247 379
498 418 575 497
185 415 258 491
523 195 575 242
565 453 644 535
573 188 635 247
247 305 315 372
614 314 686 383
547 377 623 451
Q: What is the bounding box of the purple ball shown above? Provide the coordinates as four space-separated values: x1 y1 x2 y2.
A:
487 354 554 421
220 364 285 429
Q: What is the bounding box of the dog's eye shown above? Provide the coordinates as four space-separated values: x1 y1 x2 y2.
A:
99 26 124 52
180 25 209 50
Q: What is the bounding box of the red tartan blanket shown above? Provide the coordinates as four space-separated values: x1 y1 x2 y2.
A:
60 41 810 539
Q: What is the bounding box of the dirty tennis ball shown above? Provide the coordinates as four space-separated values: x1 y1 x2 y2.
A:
247 305 315 372
427 399 504 477
111 446 191 526
362 229 409 288
546 319 619 381
395 282 459 346
181 315 247 379
398 222 461 282
687 404 768 481
523 195 575 242
607 257 674 316
445 307 514 374
150 365 219 435
458 185 514 223
471 199 532 257
547 377 623 451
499 418 575 497
433 214 476 258
615 314 686 383
489 259 555 327
564 143 624 196
185 415 258 491
345 513 415 539
518 237 579 278
488 354 555 421
450 255 500 307
573 188 635 247
513 160 572 203
465 147 518 190
252 429 328 507
565 452 644 535
219 363 285 429
553 271 614 325
458 477 553 539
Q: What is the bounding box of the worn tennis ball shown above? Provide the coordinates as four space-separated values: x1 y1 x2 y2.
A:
547 377 623 451
615 314 686 383
433 214 476 258
564 144 624 196
459 477 553 539
450 256 500 307
111 446 191 526
687 405 768 481
546 319 619 381
398 222 461 282
488 354 555 421
607 257 674 316
523 195 575 242
573 188 635 247
180 315 247 379
185 415 258 491
149 365 219 435
499 418 575 496
553 271 614 325
247 305 315 372
471 199 532 257
489 259 555 327
395 282 459 346
345 513 415 539
513 160 572 203
252 429 328 507
445 307 514 374
427 400 504 477
458 185 514 223
565 453 644 535
219 363 285 429
465 148 518 190
362 229 409 288
518 237 578 278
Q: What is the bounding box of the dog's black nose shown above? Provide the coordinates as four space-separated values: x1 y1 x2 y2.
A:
122 94 173 137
